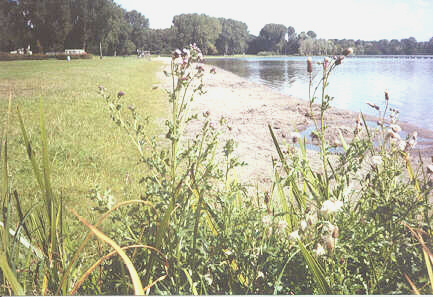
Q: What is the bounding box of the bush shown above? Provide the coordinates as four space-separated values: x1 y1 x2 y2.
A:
257 51 277 56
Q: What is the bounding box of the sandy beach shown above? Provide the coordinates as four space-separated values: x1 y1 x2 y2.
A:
155 57 433 188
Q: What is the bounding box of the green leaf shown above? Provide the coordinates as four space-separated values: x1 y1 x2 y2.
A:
297 239 332 294
0 252 25 295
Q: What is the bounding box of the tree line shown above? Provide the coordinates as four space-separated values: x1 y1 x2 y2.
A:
1 0 433 56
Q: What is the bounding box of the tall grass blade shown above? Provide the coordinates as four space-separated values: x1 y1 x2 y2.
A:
71 244 168 295
297 239 332 294
58 200 154 295
16 106 44 192
1 92 12 253
268 124 290 175
183 268 198 295
69 208 145 295
0 252 25 295
274 170 292 231
404 273 420 295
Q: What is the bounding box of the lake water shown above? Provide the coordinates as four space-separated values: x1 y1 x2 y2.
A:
206 56 433 131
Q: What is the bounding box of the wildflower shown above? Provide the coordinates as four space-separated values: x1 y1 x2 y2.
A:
335 55 344 65
197 52 203 61
371 155 382 167
343 47 353 56
307 212 318 226
172 48 181 59
427 165 433 174
299 220 308 232
331 225 339 238
331 137 341 148
288 230 300 241
385 129 401 141
262 215 272 227
210 67 216 74
277 220 288 233
385 90 389 101
405 131 417 151
314 243 326 257
390 124 401 133
324 235 336 252
98 85 105 92
182 48 190 58
366 101 380 111
203 110 210 118
307 57 313 73
117 91 125 99
196 65 205 72
320 200 343 217
323 57 330 69
291 132 301 143
398 140 406 151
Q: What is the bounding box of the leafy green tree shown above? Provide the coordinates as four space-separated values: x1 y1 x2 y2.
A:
125 10 149 49
258 23 287 54
172 13 222 54
215 18 249 55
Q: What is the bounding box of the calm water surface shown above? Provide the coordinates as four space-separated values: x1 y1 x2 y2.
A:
207 56 433 131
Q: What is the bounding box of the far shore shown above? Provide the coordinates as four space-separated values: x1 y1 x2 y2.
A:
155 56 433 186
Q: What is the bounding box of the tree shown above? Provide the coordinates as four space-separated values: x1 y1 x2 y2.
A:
307 30 317 39
125 10 149 49
215 18 249 55
172 13 221 54
258 23 287 54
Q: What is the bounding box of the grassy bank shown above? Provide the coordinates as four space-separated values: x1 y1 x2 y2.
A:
0 57 167 211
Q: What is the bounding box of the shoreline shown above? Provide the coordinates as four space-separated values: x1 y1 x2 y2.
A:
155 57 433 186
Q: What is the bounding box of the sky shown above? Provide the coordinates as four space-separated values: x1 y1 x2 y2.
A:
115 0 433 42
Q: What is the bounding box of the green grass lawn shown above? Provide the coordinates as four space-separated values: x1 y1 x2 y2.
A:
0 57 168 211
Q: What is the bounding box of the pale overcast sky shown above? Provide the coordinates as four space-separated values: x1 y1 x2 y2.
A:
116 0 433 41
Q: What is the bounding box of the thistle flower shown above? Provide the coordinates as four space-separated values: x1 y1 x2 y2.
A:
385 129 401 141
398 140 406 151
182 48 190 58
366 101 380 110
172 48 182 59
277 220 288 233
323 57 330 69
288 230 300 242
307 57 313 73
343 47 353 56
314 243 326 257
335 55 344 65
291 132 301 143
203 110 210 118
307 212 318 226
196 65 205 72
299 220 308 232
324 235 336 252
209 121 217 130
117 91 125 99
98 85 105 93
405 131 417 151
262 215 272 227
320 200 343 217
427 165 433 174
371 155 382 167
390 124 401 133
210 67 216 74
385 90 389 101
331 225 339 239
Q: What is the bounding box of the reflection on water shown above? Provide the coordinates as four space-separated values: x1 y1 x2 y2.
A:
206 56 433 131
